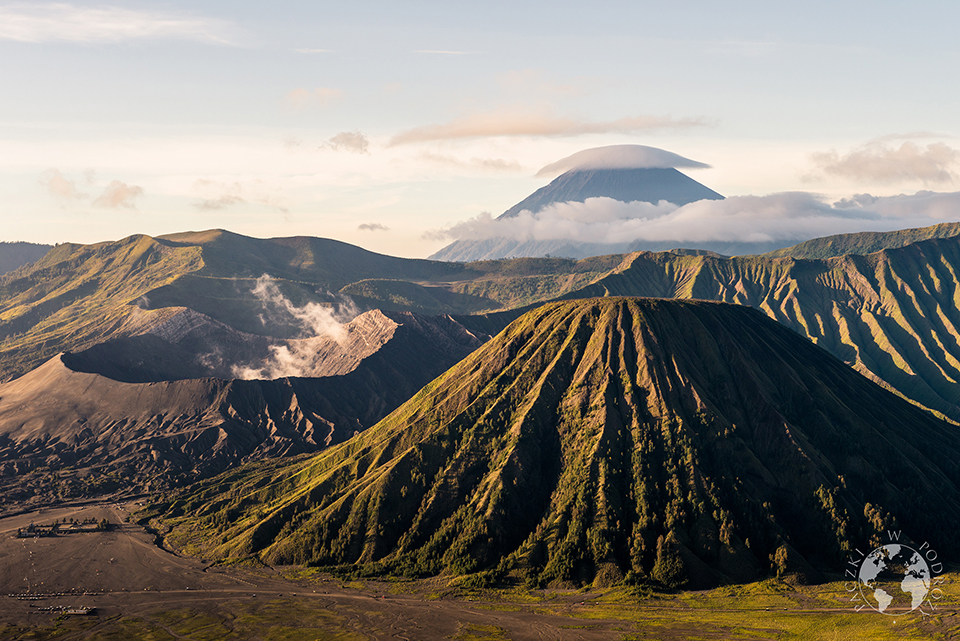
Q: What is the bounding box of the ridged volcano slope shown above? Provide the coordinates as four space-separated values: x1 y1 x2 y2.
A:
559 236 960 422
160 298 960 588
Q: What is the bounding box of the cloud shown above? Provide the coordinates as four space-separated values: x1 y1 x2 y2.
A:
295 48 332 53
536 145 710 177
39 168 86 201
835 190 960 221
428 191 960 246
192 179 286 212
419 152 522 173
322 131 370 154
357 223 389 232
810 141 960 185
196 194 244 210
39 169 144 208
92 180 143 209
0 3 238 44
193 179 243 210
284 87 342 110
388 106 707 146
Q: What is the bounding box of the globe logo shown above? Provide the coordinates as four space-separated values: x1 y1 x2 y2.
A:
857 544 931 614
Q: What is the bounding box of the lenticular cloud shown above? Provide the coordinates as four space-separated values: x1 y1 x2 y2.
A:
536 144 712 177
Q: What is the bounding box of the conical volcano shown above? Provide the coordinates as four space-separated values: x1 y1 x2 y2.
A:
428 145 744 260
499 167 723 219
162 298 960 588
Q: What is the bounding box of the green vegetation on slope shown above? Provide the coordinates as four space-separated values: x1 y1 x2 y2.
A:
0 235 204 379
0 230 621 380
762 221 960 260
155 299 960 589
562 236 960 422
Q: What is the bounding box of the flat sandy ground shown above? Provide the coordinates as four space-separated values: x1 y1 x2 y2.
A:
0 503 957 640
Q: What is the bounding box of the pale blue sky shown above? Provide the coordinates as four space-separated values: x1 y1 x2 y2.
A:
2 1 959 256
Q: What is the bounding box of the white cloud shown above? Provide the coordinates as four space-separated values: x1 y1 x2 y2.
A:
195 194 243 210
837 190 960 221
430 191 960 245
93 180 143 208
193 178 243 210
388 105 707 146
39 168 143 209
810 141 960 185
419 152 522 173
192 179 287 212
536 145 711 176
322 131 370 154
357 222 389 232
0 3 239 45
38 168 86 201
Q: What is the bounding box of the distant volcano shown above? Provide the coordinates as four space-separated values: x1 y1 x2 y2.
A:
430 145 797 261
500 166 723 219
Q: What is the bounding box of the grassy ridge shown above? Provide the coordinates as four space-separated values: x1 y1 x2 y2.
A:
156 298 960 588
563 237 960 421
0 231 621 380
762 221 960 259
0 235 204 379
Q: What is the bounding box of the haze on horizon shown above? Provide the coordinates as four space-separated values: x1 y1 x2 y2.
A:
1 1 959 257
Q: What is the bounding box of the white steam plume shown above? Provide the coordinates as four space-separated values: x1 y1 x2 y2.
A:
250 274 357 341
231 275 360 380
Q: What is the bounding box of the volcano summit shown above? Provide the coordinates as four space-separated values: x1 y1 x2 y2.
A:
500 145 723 219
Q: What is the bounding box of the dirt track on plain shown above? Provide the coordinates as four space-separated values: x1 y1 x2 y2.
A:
0 503 638 639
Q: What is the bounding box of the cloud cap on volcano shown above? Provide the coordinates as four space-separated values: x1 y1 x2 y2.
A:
536 144 711 177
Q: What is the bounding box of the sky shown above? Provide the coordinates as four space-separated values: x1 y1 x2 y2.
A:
1 1 960 257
